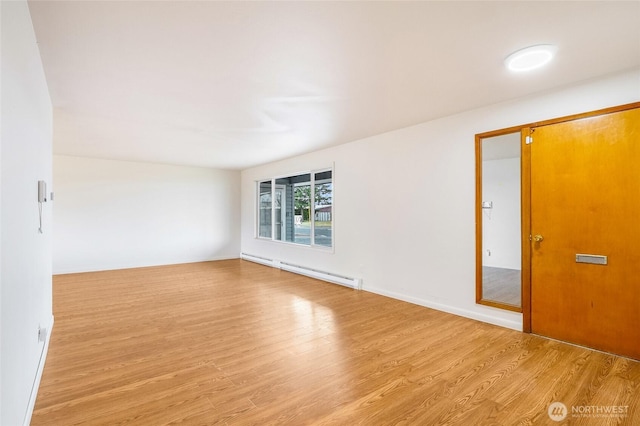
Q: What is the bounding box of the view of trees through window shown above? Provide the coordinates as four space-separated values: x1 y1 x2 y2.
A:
257 169 332 247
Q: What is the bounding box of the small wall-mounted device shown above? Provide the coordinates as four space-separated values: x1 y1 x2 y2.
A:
38 180 47 233
38 180 47 203
482 201 493 209
38 325 47 343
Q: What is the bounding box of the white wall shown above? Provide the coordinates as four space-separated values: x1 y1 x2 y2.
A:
0 5 3 422
1 1 54 424
241 70 640 331
482 157 521 270
53 156 240 273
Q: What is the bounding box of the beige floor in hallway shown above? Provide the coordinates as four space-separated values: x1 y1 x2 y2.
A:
32 259 640 425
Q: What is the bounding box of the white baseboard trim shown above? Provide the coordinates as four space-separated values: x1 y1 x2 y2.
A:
364 285 522 331
239 252 273 267
23 314 54 426
240 253 362 290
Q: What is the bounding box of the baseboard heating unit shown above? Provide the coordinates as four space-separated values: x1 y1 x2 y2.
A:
241 253 362 290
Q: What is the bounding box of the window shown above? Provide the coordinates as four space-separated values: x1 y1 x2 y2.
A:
258 180 272 238
313 171 332 247
257 169 332 248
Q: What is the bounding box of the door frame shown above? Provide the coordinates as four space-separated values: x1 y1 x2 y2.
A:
475 101 640 333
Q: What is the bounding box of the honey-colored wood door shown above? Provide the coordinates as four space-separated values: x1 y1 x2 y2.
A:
530 107 640 360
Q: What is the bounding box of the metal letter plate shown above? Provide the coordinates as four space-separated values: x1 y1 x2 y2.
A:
575 254 608 265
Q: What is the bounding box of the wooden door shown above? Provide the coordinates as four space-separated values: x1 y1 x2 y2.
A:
530 107 640 360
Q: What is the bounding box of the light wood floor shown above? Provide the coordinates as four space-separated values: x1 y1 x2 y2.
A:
33 260 640 425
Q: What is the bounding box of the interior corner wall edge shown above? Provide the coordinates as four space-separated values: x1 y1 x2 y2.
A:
240 69 640 330
1 1 54 424
52 156 241 274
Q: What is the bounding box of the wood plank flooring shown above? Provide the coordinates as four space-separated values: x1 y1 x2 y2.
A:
32 260 640 425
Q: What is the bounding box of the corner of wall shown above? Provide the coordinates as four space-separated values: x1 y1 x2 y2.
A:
1 1 54 424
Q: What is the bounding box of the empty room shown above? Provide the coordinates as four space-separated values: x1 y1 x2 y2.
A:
2 1 639 425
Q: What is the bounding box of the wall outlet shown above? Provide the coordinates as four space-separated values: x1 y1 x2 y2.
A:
38 326 47 343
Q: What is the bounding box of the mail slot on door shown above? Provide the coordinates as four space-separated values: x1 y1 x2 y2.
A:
576 254 608 265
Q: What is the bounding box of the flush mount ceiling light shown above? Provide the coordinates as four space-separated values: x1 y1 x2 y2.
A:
505 44 558 72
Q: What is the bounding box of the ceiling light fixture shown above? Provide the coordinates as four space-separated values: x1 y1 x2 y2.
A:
505 44 558 72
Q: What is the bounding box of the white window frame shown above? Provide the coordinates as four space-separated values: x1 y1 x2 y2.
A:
255 166 333 250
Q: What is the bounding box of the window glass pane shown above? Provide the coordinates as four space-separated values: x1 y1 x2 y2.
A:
314 170 332 247
256 170 331 248
273 178 286 242
288 174 311 245
258 180 272 238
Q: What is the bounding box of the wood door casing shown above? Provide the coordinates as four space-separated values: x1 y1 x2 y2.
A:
530 107 640 359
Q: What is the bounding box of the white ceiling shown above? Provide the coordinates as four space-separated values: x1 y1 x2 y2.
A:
28 1 640 170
